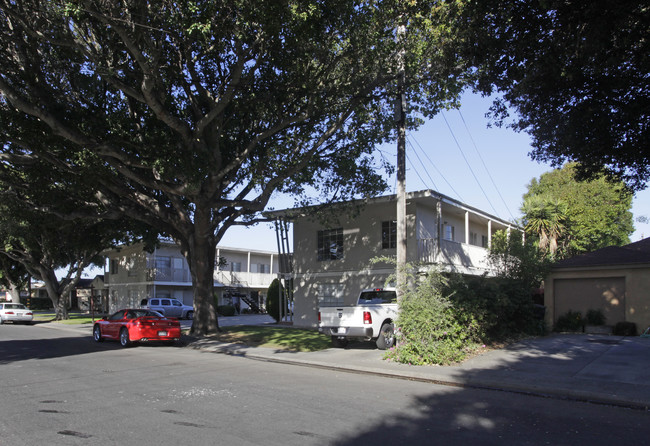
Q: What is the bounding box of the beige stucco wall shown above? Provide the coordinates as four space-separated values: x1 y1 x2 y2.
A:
291 200 413 327
105 242 277 312
545 265 650 331
290 196 512 328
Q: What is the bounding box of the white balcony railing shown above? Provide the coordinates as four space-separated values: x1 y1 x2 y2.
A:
147 267 191 283
418 238 493 273
214 270 276 288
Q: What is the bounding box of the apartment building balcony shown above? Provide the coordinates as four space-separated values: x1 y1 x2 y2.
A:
214 270 276 289
146 267 191 283
417 238 493 274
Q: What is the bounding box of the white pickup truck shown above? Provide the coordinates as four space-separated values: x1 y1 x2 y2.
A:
318 288 398 349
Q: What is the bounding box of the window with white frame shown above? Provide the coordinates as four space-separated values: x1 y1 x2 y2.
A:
444 224 455 241
231 262 242 272
155 256 171 269
254 263 270 274
470 231 478 246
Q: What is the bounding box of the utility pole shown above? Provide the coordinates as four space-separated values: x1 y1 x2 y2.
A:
395 22 407 299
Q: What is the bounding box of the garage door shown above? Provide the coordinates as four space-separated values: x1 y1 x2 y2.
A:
554 277 626 325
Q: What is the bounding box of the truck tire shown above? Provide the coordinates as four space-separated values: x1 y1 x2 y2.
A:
331 336 348 348
376 322 395 350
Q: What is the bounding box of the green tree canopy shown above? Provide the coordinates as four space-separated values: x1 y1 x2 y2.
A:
0 153 157 319
487 229 551 292
0 253 29 303
0 189 154 319
465 0 650 190
0 1 472 334
522 163 634 259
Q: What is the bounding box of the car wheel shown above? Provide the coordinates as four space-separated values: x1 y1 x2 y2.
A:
186 310 193 320
331 336 348 348
93 325 103 342
119 328 131 347
376 322 395 350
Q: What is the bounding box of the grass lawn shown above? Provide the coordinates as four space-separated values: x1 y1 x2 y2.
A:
204 326 331 352
33 311 102 325
33 311 331 351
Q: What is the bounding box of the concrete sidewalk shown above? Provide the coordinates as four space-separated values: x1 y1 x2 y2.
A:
189 331 650 411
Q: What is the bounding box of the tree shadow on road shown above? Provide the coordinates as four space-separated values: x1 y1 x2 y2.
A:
0 335 119 364
0 330 192 364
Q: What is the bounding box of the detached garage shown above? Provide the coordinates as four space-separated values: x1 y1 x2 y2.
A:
545 238 650 332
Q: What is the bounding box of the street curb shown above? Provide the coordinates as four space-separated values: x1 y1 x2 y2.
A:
35 322 650 412
188 341 650 412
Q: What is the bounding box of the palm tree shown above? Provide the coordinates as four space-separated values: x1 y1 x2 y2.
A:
521 196 568 257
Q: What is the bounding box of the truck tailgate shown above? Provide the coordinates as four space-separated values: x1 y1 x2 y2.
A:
319 307 357 327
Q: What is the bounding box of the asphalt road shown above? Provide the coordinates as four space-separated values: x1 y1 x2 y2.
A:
1 323 647 445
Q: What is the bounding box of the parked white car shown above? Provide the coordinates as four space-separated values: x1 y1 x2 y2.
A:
0 303 33 324
318 288 397 349
142 298 194 319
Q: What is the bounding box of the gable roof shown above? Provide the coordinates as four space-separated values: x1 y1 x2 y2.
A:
553 237 650 269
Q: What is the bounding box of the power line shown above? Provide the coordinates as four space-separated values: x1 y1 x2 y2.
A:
406 134 465 202
404 151 430 191
457 110 517 222
440 111 500 217
406 138 439 191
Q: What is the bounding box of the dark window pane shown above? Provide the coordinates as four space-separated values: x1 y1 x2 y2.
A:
382 220 397 249
317 228 344 261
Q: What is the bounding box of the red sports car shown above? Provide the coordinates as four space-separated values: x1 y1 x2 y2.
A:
93 309 182 347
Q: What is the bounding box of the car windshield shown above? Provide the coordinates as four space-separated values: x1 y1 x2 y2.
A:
4 304 27 310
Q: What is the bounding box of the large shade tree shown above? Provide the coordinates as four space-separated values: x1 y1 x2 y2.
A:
0 211 114 320
0 135 158 319
0 161 155 319
465 0 650 190
0 1 471 334
0 253 29 303
521 163 634 259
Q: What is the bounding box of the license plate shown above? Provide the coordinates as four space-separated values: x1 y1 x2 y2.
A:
336 328 347 335
158 331 168 336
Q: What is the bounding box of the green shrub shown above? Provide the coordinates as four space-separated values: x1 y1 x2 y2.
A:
217 305 236 317
266 279 282 322
613 321 637 336
441 274 540 340
385 268 482 366
585 309 606 326
555 310 584 332
24 297 52 310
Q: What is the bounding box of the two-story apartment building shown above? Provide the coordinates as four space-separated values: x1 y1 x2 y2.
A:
272 189 517 328
104 241 279 314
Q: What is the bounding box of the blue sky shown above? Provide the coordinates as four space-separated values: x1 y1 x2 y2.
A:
220 92 650 252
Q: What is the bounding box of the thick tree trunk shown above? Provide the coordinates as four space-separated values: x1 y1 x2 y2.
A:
8 283 21 303
40 267 68 320
184 210 220 336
